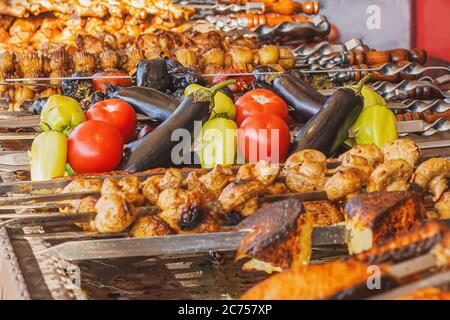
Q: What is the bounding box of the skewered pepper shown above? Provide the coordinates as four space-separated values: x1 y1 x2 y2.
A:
30 131 68 181
184 83 236 120
351 104 398 147
196 117 238 168
39 95 86 136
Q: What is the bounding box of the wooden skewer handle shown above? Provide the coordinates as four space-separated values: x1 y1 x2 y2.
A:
344 48 427 66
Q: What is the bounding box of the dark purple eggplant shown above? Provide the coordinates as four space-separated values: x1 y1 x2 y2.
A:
273 74 326 121
136 58 171 92
30 97 48 115
120 80 235 172
113 86 178 122
290 76 370 156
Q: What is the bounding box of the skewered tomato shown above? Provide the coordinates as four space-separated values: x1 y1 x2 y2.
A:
86 98 137 143
68 120 123 174
235 89 289 126
238 114 290 163
93 71 132 93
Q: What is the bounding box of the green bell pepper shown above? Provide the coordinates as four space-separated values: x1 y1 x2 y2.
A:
30 131 68 181
195 117 238 168
351 104 398 147
184 83 236 120
40 94 86 136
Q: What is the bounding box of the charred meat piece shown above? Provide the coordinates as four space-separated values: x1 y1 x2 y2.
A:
241 260 391 300
367 159 413 193
140 169 183 204
381 138 420 167
198 165 235 199
218 180 266 213
236 199 313 273
345 191 426 255
94 193 135 234
303 201 344 227
413 158 450 202
352 221 448 265
130 215 175 238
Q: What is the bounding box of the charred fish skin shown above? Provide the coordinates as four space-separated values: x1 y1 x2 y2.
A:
352 221 448 265
345 191 426 255
236 199 310 270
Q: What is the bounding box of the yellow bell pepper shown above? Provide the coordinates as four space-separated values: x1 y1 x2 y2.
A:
30 131 68 181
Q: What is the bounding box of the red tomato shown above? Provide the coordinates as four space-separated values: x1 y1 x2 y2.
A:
238 114 290 163
235 89 289 126
68 120 124 174
93 71 132 93
86 99 136 143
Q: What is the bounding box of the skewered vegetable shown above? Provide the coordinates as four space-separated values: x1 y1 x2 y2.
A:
120 80 235 172
112 86 178 122
39 94 86 136
135 58 171 93
30 130 68 181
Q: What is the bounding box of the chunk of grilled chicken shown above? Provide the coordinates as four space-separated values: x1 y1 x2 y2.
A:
395 287 450 300
324 167 369 202
381 138 420 167
345 191 426 255
367 159 414 193
284 149 327 170
60 178 102 231
101 177 145 206
218 180 266 213
352 221 448 265
338 144 384 168
303 201 344 227
241 260 384 300
436 190 450 219
198 165 235 199
237 199 313 273
140 168 184 204
157 188 219 233
237 161 281 186
413 158 450 202
130 215 175 238
94 193 135 233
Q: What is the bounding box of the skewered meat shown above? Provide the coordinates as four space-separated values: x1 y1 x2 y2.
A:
201 48 226 68
157 187 219 233
101 177 145 206
396 287 450 300
175 48 199 70
198 165 235 199
218 180 266 213
436 191 450 218
18 51 43 73
241 260 389 300
237 161 281 186
0 51 15 73
324 167 369 201
76 34 107 53
256 45 280 65
99 50 119 71
130 215 175 238
236 199 313 273
432 232 450 267
94 193 135 233
303 201 344 227
367 159 413 193
338 144 384 168
381 139 420 167
72 51 96 73
140 169 185 205
413 158 450 202
227 46 254 71
345 191 426 255
352 221 448 265
283 150 327 193
158 168 184 190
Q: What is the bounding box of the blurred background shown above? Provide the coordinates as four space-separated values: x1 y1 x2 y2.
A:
321 0 449 62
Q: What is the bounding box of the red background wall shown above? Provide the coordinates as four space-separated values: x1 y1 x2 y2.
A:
415 0 450 61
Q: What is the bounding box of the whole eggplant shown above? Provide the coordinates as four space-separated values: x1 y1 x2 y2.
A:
136 58 171 92
273 74 326 121
290 80 367 157
120 80 235 172
113 86 178 122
